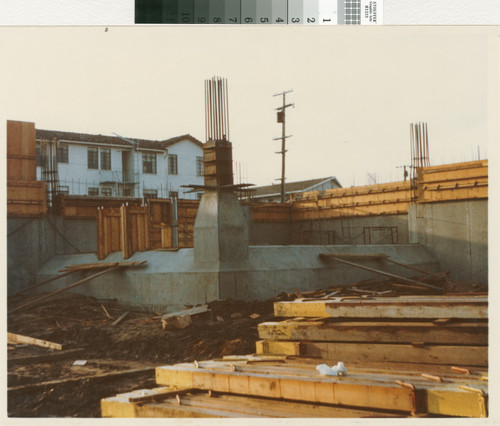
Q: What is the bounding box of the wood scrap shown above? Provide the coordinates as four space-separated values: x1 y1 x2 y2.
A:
162 315 193 330
160 305 208 330
59 260 147 273
112 312 130 326
7 332 62 351
8 266 119 315
8 348 85 366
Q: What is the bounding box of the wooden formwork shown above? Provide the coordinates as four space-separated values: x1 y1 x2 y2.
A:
60 196 142 219
416 160 488 203
291 181 412 220
97 205 150 259
7 180 47 217
7 120 37 181
251 203 292 223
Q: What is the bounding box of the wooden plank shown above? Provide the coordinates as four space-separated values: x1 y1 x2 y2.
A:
426 386 487 417
257 319 488 345
319 255 443 291
9 269 78 297
155 364 416 412
9 367 155 397
8 348 85 366
112 312 130 326
273 296 488 319
319 253 389 260
256 340 488 367
60 260 147 272
102 389 406 418
120 204 131 259
8 266 119 314
7 332 62 351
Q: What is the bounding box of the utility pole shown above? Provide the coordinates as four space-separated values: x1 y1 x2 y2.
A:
273 89 294 203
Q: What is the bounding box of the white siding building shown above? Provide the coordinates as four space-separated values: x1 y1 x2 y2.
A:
35 129 204 201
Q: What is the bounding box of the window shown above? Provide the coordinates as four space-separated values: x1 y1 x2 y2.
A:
196 156 203 176
142 152 157 174
58 186 69 196
88 147 98 169
101 187 113 197
88 187 99 196
143 189 158 203
169 191 178 199
100 148 111 170
168 154 178 175
57 144 68 163
36 144 45 167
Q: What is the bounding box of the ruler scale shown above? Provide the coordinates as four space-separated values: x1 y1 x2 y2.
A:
136 0 383 24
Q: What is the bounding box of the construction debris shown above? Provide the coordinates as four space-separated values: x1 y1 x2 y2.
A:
160 305 209 330
7 332 63 351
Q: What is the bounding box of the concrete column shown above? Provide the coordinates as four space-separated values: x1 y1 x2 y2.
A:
194 191 249 265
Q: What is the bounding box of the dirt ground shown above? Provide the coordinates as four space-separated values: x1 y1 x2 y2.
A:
7 272 479 418
7 292 276 417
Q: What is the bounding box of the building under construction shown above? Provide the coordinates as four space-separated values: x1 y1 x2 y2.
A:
7 77 488 418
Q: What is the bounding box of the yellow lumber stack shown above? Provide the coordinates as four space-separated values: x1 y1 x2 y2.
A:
258 295 488 368
101 294 488 418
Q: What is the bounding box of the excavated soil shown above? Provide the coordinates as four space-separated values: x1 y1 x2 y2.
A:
7 292 277 417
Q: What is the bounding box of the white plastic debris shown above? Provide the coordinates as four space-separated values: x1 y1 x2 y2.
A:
316 361 347 376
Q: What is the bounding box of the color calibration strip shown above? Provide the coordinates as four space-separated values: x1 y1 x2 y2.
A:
136 0 383 24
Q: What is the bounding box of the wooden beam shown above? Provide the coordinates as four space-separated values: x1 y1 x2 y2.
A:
8 348 85 366
319 255 443 291
257 319 488 346
102 388 407 418
255 340 488 367
273 296 488 319
155 364 417 413
7 332 62 351
60 260 147 272
8 266 119 315
8 367 155 397
319 253 389 261
8 269 78 297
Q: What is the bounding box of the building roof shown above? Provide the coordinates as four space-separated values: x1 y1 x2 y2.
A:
36 129 203 150
252 176 342 199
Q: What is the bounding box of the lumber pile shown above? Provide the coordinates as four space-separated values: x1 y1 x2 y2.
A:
257 295 488 367
102 294 488 418
102 355 488 418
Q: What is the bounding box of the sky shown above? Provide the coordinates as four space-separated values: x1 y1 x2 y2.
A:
0 26 498 189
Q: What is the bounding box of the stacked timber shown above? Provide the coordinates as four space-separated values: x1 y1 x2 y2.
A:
102 355 488 418
102 294 488 418
257 295 488 367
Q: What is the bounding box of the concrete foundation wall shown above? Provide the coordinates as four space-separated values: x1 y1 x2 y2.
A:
7 216 96 294
291 214 409 245
408 200 487 284
35 244 438 310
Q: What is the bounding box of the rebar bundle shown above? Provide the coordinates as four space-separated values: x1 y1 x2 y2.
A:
205 76 229 142
410 122 430 182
